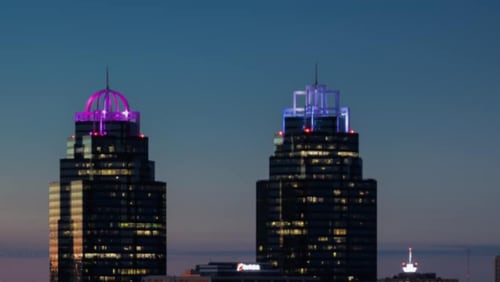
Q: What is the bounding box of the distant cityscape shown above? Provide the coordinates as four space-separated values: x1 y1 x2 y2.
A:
46 73 470 282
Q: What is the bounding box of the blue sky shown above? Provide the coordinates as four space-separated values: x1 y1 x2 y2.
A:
0 0 499 280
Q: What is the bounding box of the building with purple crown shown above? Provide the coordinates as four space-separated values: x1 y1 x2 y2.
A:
49 81 166 282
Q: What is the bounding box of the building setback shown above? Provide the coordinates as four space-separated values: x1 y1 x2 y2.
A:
49 82 166 282
256 78 377 281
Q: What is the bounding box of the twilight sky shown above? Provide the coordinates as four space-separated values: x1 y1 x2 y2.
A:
0 0 499 281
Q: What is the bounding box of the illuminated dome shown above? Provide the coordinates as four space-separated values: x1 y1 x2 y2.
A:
84 88 130 113
75 87 140 135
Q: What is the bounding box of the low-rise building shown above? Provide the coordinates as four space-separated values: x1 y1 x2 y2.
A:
142 276 210 282
378 248 458 282
143 262 319 282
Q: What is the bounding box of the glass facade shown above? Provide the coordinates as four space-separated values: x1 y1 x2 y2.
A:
50 88 166 282
256 83 377 282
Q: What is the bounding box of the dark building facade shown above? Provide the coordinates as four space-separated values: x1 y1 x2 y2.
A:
142 262 319 282
49 84 166 282
496 256 500 282
189 262 318 281
256 81 377 282
378 273 459 282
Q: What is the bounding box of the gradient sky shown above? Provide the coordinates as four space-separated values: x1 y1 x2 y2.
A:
0 0 499 281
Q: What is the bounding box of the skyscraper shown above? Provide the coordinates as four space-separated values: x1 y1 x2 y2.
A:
256 77 377 282
49 81 167 282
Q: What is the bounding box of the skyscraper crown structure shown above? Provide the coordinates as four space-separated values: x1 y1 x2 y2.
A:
280 75 350 136
49 80 166 282
75 83 140 134
257 74 377 282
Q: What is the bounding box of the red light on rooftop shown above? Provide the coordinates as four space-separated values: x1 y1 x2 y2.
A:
278 130 283 136
348 129 355 134
139 134 145 138
304 128 311 133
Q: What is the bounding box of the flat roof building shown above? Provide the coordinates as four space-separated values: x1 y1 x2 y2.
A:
378 248 458 282
143 262 318 282
142 276 210 282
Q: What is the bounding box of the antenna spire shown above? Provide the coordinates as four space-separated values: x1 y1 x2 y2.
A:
314 63 318 86
106 66 110 90
402 247 418 273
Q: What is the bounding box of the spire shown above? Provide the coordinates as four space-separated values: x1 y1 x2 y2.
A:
314 62 318 86
106 66 110 90
402 247 418 273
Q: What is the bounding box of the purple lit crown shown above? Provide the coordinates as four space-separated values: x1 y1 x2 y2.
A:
75 88 140 123
75 88 140 135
